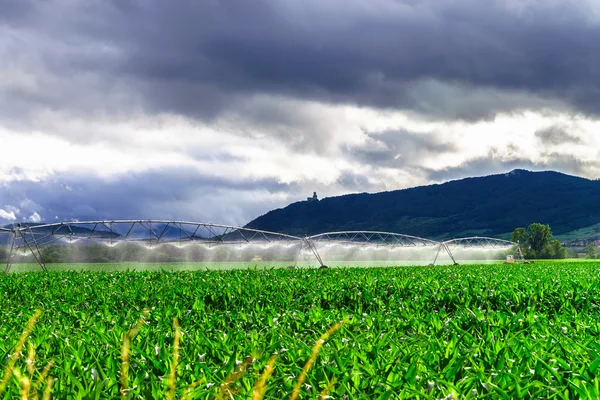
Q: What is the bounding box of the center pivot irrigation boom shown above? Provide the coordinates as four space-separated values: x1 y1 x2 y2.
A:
1 222 525 272
435 236 524 265
2 221 302 273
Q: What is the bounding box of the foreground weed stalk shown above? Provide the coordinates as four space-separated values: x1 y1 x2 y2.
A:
320 378 336 400
166 318 181 400
0 310 42 396
42 378 53 400
26 342 35 376
20 375 30 400
252 355 278 400
181 377 206 400
33 360 55 400
34 360 55 389
217 354 255 400
120 309 149 399
290 321 344 400
12 369 31 400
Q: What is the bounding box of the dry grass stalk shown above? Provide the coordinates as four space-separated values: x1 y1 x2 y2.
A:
34 360 55 390
166 317 181 400
12 369 31 400
217 354 255 400
26 343 35 376
252 354 278 400
120 309 149 399
180 377 206 400
0 310 42 396
319 377 336 399
42 377 53 400
290 321 344 400
20 376 31 400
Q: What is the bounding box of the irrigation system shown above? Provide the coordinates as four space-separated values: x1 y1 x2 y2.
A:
0 221 524 272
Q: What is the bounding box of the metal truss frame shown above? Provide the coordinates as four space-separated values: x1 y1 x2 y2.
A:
1 223 525 272
306 231 456 266
2 221 303 273
432 236 524 265
443 236 518 249
308 231 440 247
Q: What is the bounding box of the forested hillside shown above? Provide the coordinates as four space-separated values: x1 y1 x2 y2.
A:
247 170 600 239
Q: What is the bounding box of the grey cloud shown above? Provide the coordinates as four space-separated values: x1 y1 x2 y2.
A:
5 0 600 226
216 96 350 154
335 171 376 192
426 158 540 183
0 166 408 226
0 169 301 226
1 0 599 123
349 130 455 167
427 150 599 183
537 152 597 176
0 0 33 23
535 126 582 146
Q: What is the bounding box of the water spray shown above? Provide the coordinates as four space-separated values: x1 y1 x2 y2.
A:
1 221 526 272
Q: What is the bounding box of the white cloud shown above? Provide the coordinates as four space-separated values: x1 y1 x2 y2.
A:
5 98 600 186
26 212 41 223
4 205 20 215
0 209 16 221
1 98 600 203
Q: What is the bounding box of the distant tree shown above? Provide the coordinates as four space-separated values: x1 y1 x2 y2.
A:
585 243 597 259
567 248 579 259
552 239 567 259
511 223 566 259
540 239 567 259
528 223 553 257
511 227 528 248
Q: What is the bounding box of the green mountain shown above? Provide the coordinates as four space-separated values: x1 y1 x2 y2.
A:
246 169 600 241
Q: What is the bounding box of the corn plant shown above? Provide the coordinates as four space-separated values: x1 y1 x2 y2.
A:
1 262 600 398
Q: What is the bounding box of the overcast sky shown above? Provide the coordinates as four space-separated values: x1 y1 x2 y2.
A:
2 0 600 226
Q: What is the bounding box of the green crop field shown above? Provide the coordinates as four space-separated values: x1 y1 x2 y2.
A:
5 258 513 274
2 261 600 398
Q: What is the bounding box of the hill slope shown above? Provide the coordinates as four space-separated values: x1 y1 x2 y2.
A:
246 170 600 240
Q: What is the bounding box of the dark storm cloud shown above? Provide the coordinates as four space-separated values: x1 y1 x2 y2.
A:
5 0 600 226
2 0 600 122
535 126 582 146
0 169 299 226
349 130 455 167
0 0 33 22
189 0 600 118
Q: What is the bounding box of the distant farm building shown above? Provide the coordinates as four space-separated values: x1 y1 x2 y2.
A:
307 192 318 202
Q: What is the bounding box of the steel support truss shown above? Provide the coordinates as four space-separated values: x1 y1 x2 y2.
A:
2 226 47 273
0 222 526 272
439 236 524 264
1 221 303 272
308 231 440 247
307 231 452 266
